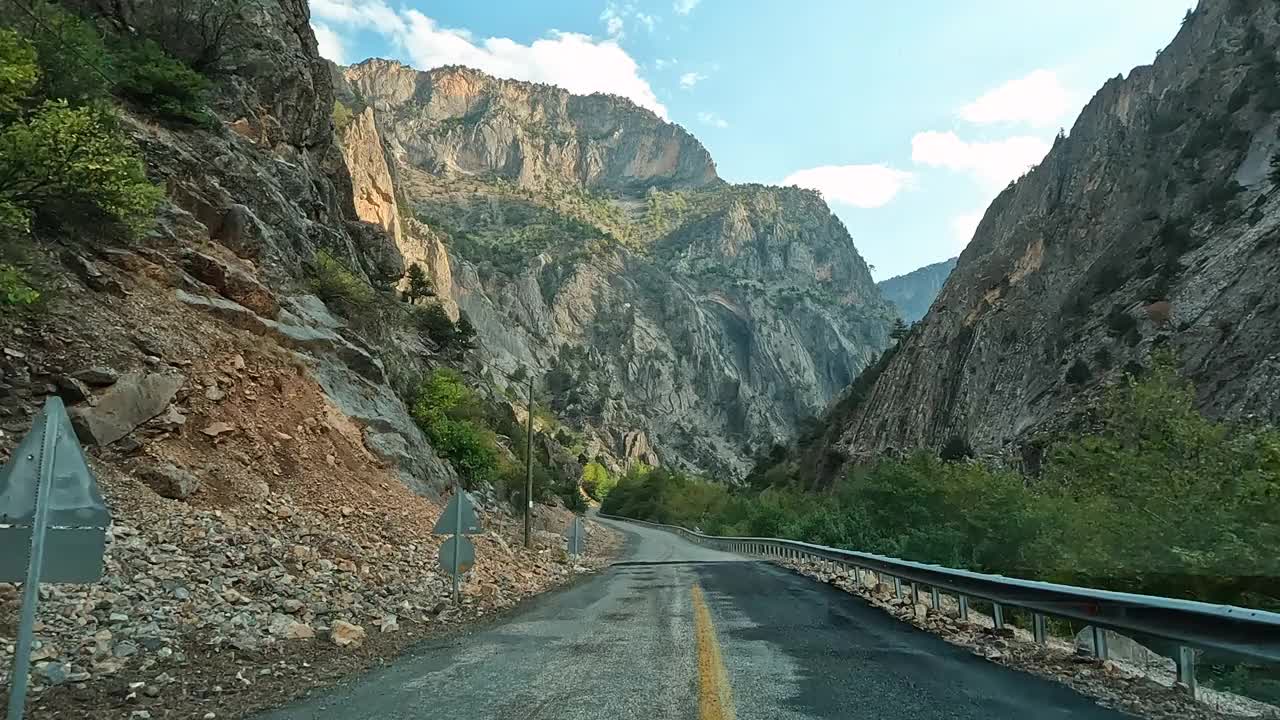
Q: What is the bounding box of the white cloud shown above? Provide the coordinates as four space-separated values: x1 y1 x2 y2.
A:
654 57 676 69
311 0 405 34
958 69 1075 128
312 22 347 64
635 12 657 31
674 0 701 14
600 4 624 38
696 111 728 128
679 71 706 89
951 209 985 248
781 164 914 209
911 130 1050 190
310 0 668 119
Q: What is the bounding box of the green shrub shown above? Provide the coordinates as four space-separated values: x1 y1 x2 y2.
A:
939 435 973 462
1 3 112 106
411 368 499 489
404 262 433 301
581 461 615 500
1105 305 1138 341
0 263 38 305
112 39 213 126
412 301 458 347
333 100 354 131
1065 358 1092 385
308 250 374 315
0 29 38 113
0 100 162 234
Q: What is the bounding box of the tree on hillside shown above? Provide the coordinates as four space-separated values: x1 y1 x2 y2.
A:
890 318 909 341
404 262 433 302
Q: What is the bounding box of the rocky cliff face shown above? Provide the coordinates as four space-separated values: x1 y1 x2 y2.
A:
825 0 1280 470
335 61 895 478
344 61 719 193
877 257 957 322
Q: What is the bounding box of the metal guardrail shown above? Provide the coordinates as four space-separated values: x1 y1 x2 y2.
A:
598 512 1280 698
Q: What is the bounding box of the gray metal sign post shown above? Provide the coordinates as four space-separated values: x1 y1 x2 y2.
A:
433 486 481 605
2 397 109 720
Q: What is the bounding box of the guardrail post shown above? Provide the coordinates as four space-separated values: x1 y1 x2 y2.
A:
911 583 920 605
893 577 902 599
1176 646 1197 698
1091 626 1108 659
958 595 969 621
993 603 1005 629
1033 614 1047 644
930 587 940 611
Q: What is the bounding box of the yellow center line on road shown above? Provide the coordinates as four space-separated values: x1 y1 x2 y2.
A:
691 583 736 720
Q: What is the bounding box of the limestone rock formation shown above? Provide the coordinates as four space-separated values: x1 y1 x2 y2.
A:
817 1 1280 474
333 63 897 478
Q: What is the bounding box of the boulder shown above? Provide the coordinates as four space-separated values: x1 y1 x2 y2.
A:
54 375 92 404
138 463 200 500
268 614 314 640
183 251 279 318
72 367 119 386
330 620 365 648
69 372 185 446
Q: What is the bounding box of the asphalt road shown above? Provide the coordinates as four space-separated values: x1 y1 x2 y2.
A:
255 517 1130 720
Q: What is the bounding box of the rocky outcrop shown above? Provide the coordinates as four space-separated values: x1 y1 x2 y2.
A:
877 257 957 323
343 60 719 193
335 64 895 478
826 1 1280 470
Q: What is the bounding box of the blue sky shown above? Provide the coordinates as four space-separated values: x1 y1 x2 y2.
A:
310 0 1190 280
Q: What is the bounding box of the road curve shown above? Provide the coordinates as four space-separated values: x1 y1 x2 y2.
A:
255 517 1129 720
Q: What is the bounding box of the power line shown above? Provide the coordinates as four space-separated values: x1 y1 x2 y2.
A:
7 0 119 90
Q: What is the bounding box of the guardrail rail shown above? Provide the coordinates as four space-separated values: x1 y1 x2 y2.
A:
598 512 1280 698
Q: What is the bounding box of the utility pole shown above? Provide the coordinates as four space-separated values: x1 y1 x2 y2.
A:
523 372 535 549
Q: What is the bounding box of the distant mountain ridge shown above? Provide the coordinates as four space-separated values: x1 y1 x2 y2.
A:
332 60 898 478
876 258 957 322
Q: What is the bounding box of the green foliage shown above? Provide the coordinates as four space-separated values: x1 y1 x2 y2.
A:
889 317 909 341
0 30 38 114
404 262 433 301
129 0 251 74
0 100 162 234
332 100 354 131
111 39 213 126
610 355 1280 611
1105 305 1139 342
0 263 38 305
308 250 374 315
4 2 112 106
409 302 475 352
1066 357 1092 385
581 461 615 501
411 369 499 489
938 435 973 462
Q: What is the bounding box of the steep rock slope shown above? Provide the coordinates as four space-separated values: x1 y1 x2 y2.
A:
830 0 1280 468
877 257 957 322
337 62 895 478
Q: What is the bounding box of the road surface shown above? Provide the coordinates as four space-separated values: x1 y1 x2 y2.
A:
256 516 1129 719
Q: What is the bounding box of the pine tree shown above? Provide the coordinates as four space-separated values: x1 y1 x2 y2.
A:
890 318 909 341
404 262 433 302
